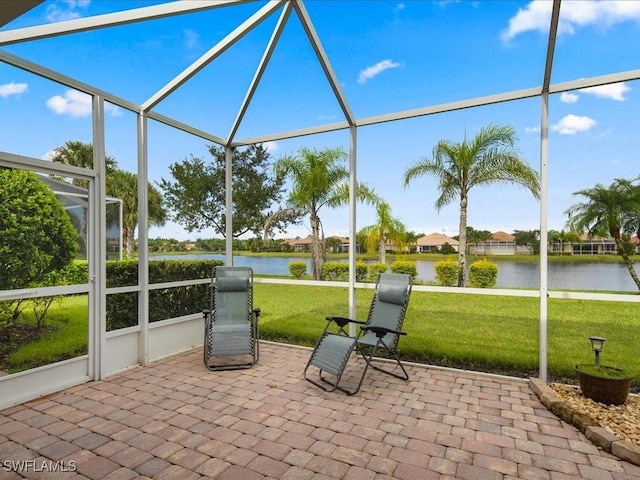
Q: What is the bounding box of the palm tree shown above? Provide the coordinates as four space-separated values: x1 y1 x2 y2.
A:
49 140 117 188
274 146 379 280
465 227 493 254
107 169 167 258
359 202 407 264
547 229 581 254
566 179 640 291
616 177 640 241
50 141 167 258
403 124 540 286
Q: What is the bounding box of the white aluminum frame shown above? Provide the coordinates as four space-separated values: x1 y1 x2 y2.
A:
1 0 640 406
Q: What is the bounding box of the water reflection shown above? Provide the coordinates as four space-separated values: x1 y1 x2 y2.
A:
151 254 638 292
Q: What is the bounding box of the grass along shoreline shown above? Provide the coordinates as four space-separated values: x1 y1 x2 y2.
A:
151 250 637 265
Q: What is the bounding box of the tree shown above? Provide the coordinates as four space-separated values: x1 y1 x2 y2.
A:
513 229 540 254
404 231 423 254
49 140 117 188
159 144 292 238
547 229 581 254
273 146 379 280
453 227 493 253
325 236 344 253
49 141 167 257
466 227 493 253
0 168 78 321
566 179 640 291
359 202 407 264
403 123 540 286
617 177 640 241
107 169 167 258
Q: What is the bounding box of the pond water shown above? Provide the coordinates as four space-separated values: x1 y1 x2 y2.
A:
151 254 639 292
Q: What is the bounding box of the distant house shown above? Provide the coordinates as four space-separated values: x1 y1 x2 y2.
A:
326 236 349 253
468 231 530 255
416 233 459 253
569 234 616 255
549 234 640 255
284 236 314 252
283 235 349 253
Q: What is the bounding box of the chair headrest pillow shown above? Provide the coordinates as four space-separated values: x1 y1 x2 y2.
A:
377 282 407 305
216 277 250 292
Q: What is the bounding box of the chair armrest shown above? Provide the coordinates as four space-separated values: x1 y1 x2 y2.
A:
203 309 211 319
253 308 261 318
326 316 366 328
361 325 406 338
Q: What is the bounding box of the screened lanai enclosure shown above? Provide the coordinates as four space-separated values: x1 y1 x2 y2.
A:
1 0 640 409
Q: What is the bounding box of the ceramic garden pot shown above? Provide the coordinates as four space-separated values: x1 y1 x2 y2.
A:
575 364 635 405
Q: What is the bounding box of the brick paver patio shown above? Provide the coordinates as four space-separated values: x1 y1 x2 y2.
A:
1 342 640 479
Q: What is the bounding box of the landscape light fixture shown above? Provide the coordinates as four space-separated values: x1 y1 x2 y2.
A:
589 336 606 366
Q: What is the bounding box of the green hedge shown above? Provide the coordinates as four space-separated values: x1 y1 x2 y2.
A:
320 261 368 281
105 259 223 331
368 263 388 283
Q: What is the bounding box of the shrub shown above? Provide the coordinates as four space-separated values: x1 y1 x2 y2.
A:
65 261 89 284
320 261 368 281
321 262 347 281
469 259 498 288
439 242 457 255
356 261 368 281
289 261 307 279
0 169 78 321
435 259 458 286
105 259 223 331
368 263 388 283
390 260 417 278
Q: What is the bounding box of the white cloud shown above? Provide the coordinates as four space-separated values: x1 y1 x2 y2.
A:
0 82 28 98
557 82 630 104
44 150 57 160
560 92 579 103
46 0 91 23
551 114 596 135
501 1 552 41
580 83 630 101
357 59 402 84
263 141 278 153
502 0 640 42
395 3 406 12
525 126 540 134
46 89 120 117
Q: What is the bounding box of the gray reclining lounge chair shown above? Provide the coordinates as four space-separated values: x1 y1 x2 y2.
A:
303 273 413 395
203 266 260 371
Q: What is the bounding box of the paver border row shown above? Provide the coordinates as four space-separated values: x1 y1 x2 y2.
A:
529 377 640 467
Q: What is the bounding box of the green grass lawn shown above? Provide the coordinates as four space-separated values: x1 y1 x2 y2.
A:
4 285 639 387
2 295 88 373
253 283 640 384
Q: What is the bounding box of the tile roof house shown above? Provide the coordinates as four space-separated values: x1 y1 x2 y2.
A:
416 233 459 253
284 236 314 252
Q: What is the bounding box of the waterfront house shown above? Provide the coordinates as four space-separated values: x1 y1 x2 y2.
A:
416 233 459 253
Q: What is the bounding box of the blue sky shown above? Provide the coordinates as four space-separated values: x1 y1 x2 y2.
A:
1 0 640 241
